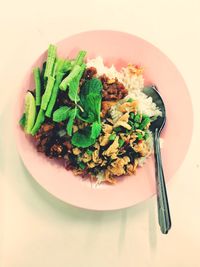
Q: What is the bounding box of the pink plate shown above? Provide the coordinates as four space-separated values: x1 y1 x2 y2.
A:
15 30 193 210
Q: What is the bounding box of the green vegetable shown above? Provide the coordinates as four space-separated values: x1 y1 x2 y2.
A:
24 92 36 134
72 126 96 148
127 98 134 102
54 58 71 75
41 76 55 110
134 122 140 128
79 162 86 170
130 112 135 120
79 78 103 123
134 113 141 123
118 139 125 148
72 50 87 67
44 44 57 78
31 109 45 135
45 72 65 117
19 113 26 128
41 62 47 94
139 117 151 130
91 121 101 139
109 133 116 141
33 67 41 106
128 120 134 127
144 132 149 140
114 126 123 133
66 108 77 136
136 132 143 140
86 149 93 156
53 106 71 122
72 78 103 147
68 64 86 103
59 65 81 91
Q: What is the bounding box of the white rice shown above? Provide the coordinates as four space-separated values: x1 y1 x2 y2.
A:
86 56 122 81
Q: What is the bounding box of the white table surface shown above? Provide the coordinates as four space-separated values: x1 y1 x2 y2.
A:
1 0 200 266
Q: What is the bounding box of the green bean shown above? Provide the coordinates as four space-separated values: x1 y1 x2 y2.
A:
73 50 87 67
134 114 141 123
31 109 45 135
33 67 41 106
41 76 55 110
139 117 151 130
109 133 116 141
44 44 56 78
45 72 65 117
59 65 81 91
118 139 125 148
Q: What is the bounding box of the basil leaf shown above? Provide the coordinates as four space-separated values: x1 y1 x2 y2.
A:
53 106 71 122
91 121 101 139
66 107 77 136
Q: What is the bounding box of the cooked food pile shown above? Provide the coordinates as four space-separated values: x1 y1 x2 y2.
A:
20 45 162 184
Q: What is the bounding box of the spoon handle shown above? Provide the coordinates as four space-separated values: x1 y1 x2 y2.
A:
154 128 171 234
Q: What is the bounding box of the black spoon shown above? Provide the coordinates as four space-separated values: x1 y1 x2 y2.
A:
143 86 171 234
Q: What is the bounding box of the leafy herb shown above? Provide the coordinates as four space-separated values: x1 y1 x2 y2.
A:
79 78 103 123
91 121 101 139
72 126 96 148
66 107 77 136
71 78 103 148
53 106 71 122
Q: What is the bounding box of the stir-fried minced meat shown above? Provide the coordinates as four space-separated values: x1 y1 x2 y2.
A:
99 74 128 101
83 67 97 80
34 122 71 158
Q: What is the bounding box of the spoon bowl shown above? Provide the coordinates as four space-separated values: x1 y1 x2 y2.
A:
143 85 171 234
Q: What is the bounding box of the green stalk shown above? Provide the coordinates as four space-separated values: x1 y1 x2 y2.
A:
44 44 56 78
59 65 81 91
31 109 45 135
73 50 87 67
41 76 55 110
33 67 41 106
45 72 65 117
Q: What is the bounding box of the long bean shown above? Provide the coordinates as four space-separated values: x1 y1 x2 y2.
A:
45 72 65 117
41 76 55 110
33 67 41 106
44 44 56 78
